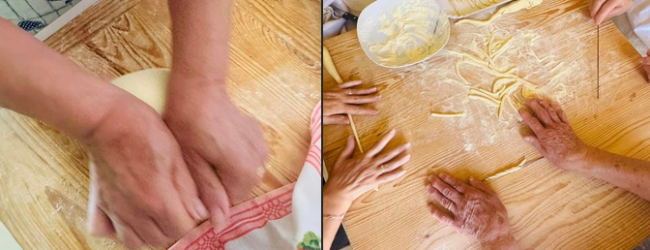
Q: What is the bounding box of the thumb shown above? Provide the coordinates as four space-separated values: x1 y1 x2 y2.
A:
524 135 547 155
87 162 115 238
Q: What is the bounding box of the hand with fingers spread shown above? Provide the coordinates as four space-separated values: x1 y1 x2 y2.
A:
324 80 380 125
323 129 410 250
641 49 650 83
427 173 517 250
589 0 634 25
518 99 590 170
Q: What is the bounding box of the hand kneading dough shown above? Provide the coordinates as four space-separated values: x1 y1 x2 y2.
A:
110 68 171 114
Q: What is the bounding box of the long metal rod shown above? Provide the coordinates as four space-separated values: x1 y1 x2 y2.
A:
597 24 600 99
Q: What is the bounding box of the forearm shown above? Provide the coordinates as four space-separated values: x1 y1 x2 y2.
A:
0 19 128 139
323 187 352 250
575 146 650 201
167 0 233 95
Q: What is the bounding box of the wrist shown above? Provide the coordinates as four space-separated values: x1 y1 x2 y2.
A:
323 186 353 216
479 232 517 250
567 145 597 172
167 71 228 98
83 94 158 145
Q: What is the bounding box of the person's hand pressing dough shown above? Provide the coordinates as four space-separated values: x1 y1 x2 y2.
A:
519 99 590 171
324 80 380 125
427 173 517 249
163 74 268 229
589 0 634 24
86 99 207 249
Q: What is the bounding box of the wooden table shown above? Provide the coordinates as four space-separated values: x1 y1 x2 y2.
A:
0 0 320 249
323 0 650 249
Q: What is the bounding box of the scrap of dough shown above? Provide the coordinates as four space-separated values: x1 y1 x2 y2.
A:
456 0 543 26
431 111 466 117
323 46 343 84
484 158 527 180
111 68 170 114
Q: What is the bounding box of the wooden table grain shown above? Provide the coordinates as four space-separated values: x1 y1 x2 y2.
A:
323 0 650 249
0 0 321 249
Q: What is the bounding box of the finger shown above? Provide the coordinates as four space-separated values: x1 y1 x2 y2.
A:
323 92 341 99
540 100 561 123
427 184 456 212
429 204 456 226
438 173 470 194
349 88 378 95
524 135 547 155
527 99 554 126
519 109 545 135
112 219 145 250
342 95 381 104
380 154 411 173
375 167 406 184
336 136 356 165
341 104 379 115
550 102 569 123
469 176 496 195
594 0 619 24
428 174 463 204
87 204 116 238
373 143 411 165
609 5 627 17
590 0 607 19
123 210 172 247
365 129 396 157
87 163 116 238
173 159 210 223
338 80 363 88
189 159 231 232
324 115 350 125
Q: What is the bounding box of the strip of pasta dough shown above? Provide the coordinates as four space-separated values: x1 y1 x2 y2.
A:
431 111 466 117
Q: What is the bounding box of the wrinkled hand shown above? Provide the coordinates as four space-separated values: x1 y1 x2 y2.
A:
589 0 633 24
641 50 650 83
519 99 590 170
86 101 206 249
324 80 380 125
324 130 410 209
427 173 516 249
163 79 268 228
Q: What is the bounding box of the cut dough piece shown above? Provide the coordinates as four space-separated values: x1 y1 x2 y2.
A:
111 68 170 114
456 0 543 26
431 111 466 117
323 46 344 84
484 158 527 180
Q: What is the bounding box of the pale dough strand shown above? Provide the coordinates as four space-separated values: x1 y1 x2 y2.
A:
431 111 466 117
323 46 343 84
484 158 527 180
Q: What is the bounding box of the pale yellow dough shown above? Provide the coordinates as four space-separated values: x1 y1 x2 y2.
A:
111 68 171 114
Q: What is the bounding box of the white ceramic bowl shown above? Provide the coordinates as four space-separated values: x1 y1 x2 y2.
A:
357 0 450 68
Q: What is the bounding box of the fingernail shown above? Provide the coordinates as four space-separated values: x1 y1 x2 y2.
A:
195 200 209 220
469 176 475 181
524 137 531 142
405 143 412 148
426 184 433 192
